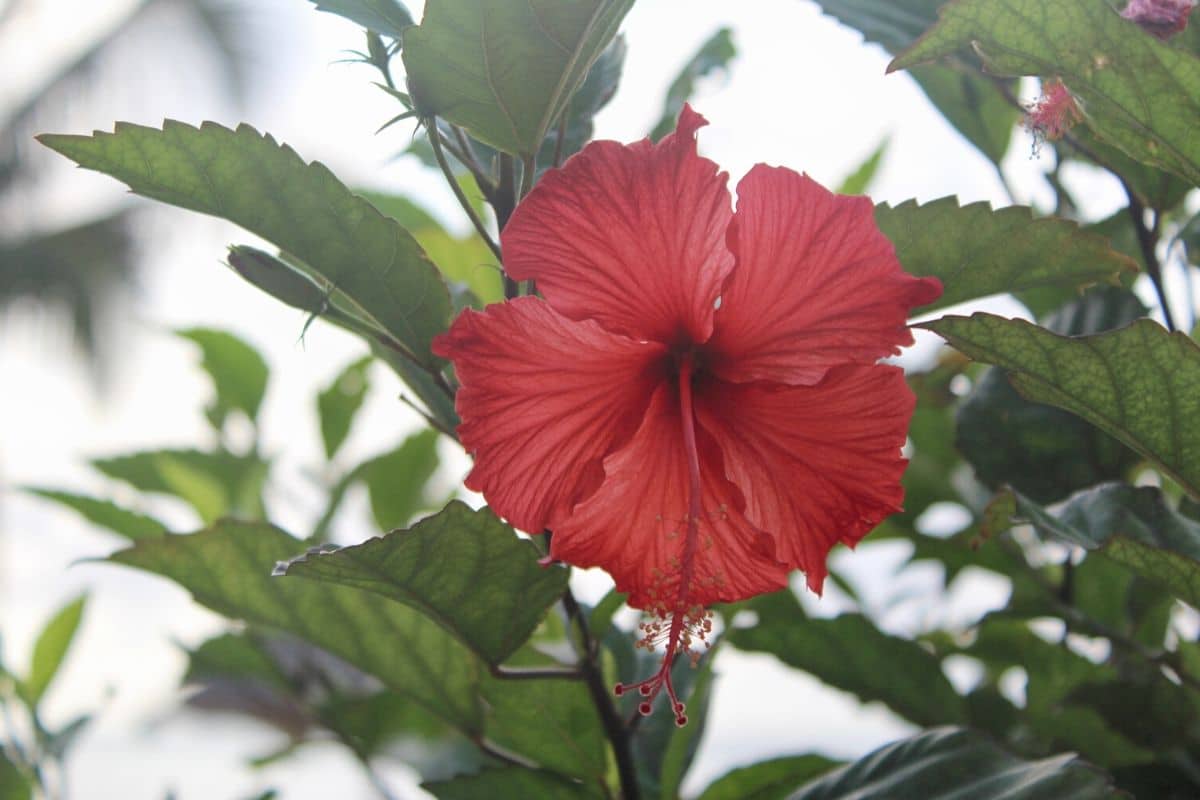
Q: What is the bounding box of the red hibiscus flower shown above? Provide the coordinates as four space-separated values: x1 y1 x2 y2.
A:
433 106 941 724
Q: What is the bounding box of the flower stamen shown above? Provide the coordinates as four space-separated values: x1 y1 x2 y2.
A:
613 353 712 726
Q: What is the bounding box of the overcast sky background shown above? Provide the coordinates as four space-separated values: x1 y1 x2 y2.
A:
0 0 1143 797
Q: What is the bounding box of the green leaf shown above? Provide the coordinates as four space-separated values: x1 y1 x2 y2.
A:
23 488 168 540
813 0 943 53
835 138 888 195
226 245 334 315
955 288 1144 503
988 483 1200 610
650 27 736 140
923 314 1200 499
788 726 1122 799
308 0 413 37
362 189 502 306
93 448 269 523
890 0 1200 185
314 429 440 538
0 751 31 800
480 678 607 781
728 610 966 728
26 594 87 706
280 501 567 664
317 356 372 460
176 328 269 428
536 35 626 175
108 520 485 733
876 197 1137 314
38 121 451 365
697 755 839 800
423 768 604 800
402 0 635 157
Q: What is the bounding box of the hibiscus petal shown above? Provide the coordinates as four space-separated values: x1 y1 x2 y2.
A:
552 383 790 609
708 165 942 385
695 365 914 593
502 105 734 345
433 297 667 534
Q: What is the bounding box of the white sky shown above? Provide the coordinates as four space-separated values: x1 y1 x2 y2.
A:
0 0 1137 798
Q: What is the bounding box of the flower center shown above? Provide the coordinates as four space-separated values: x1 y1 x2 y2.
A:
613 351 714 726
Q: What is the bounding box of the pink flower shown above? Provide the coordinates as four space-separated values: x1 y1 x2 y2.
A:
1122 0 1195 39
1025 80 1082 142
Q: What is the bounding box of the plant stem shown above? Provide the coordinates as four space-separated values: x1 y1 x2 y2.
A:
428 118 503 263
562 589 641 800
1123 186 1177 331
495 155 519 299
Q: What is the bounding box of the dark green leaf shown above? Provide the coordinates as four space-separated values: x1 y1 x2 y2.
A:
226 245 333 315
728 610 966 728
422 768 603 800
402 0 634 156
987 483 1200 609
0 751 31 800
788 726 1122 799
1059 125 1193 212
317 356 372 460
836 138 887 196
308 0 413 37
176 327 269 427
92 448 269 523
876 197 1137 314
813 0 943 53
923 314 1200 499
650 27 736 140
108 520 485 733
481 677 607 781
23 488 168 541
697 755 840 800
536 36 626 173
281 501 567 664
956 288 1144 503
891 0 1200 185
38 122 451 365
25 594 87 706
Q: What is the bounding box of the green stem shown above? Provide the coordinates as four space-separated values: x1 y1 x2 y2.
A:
428 118 503 264
562 589 641 800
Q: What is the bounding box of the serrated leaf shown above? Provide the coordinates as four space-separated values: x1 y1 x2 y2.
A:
92 448 269 522
176 327 269 427
650 27 736 140
923 314 1200 499
788 727 1122 799
422 768 604 800
108 520 485 733
38 121 451 365
989 483 1200 610
25 594 87 707
876 197 1137 314
280 501 567 664
697 755 839 800
402 0 634 157
956 287 1144 503
728 611 966 728
308 0 413 37
24 489 167 541
317 356 372 460
891 0 1200 185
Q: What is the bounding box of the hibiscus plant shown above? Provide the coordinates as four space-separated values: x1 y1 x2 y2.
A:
14 0 1200 798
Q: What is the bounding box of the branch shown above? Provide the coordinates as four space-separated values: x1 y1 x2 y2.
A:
1123 186 1177 331
562 589 641 800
